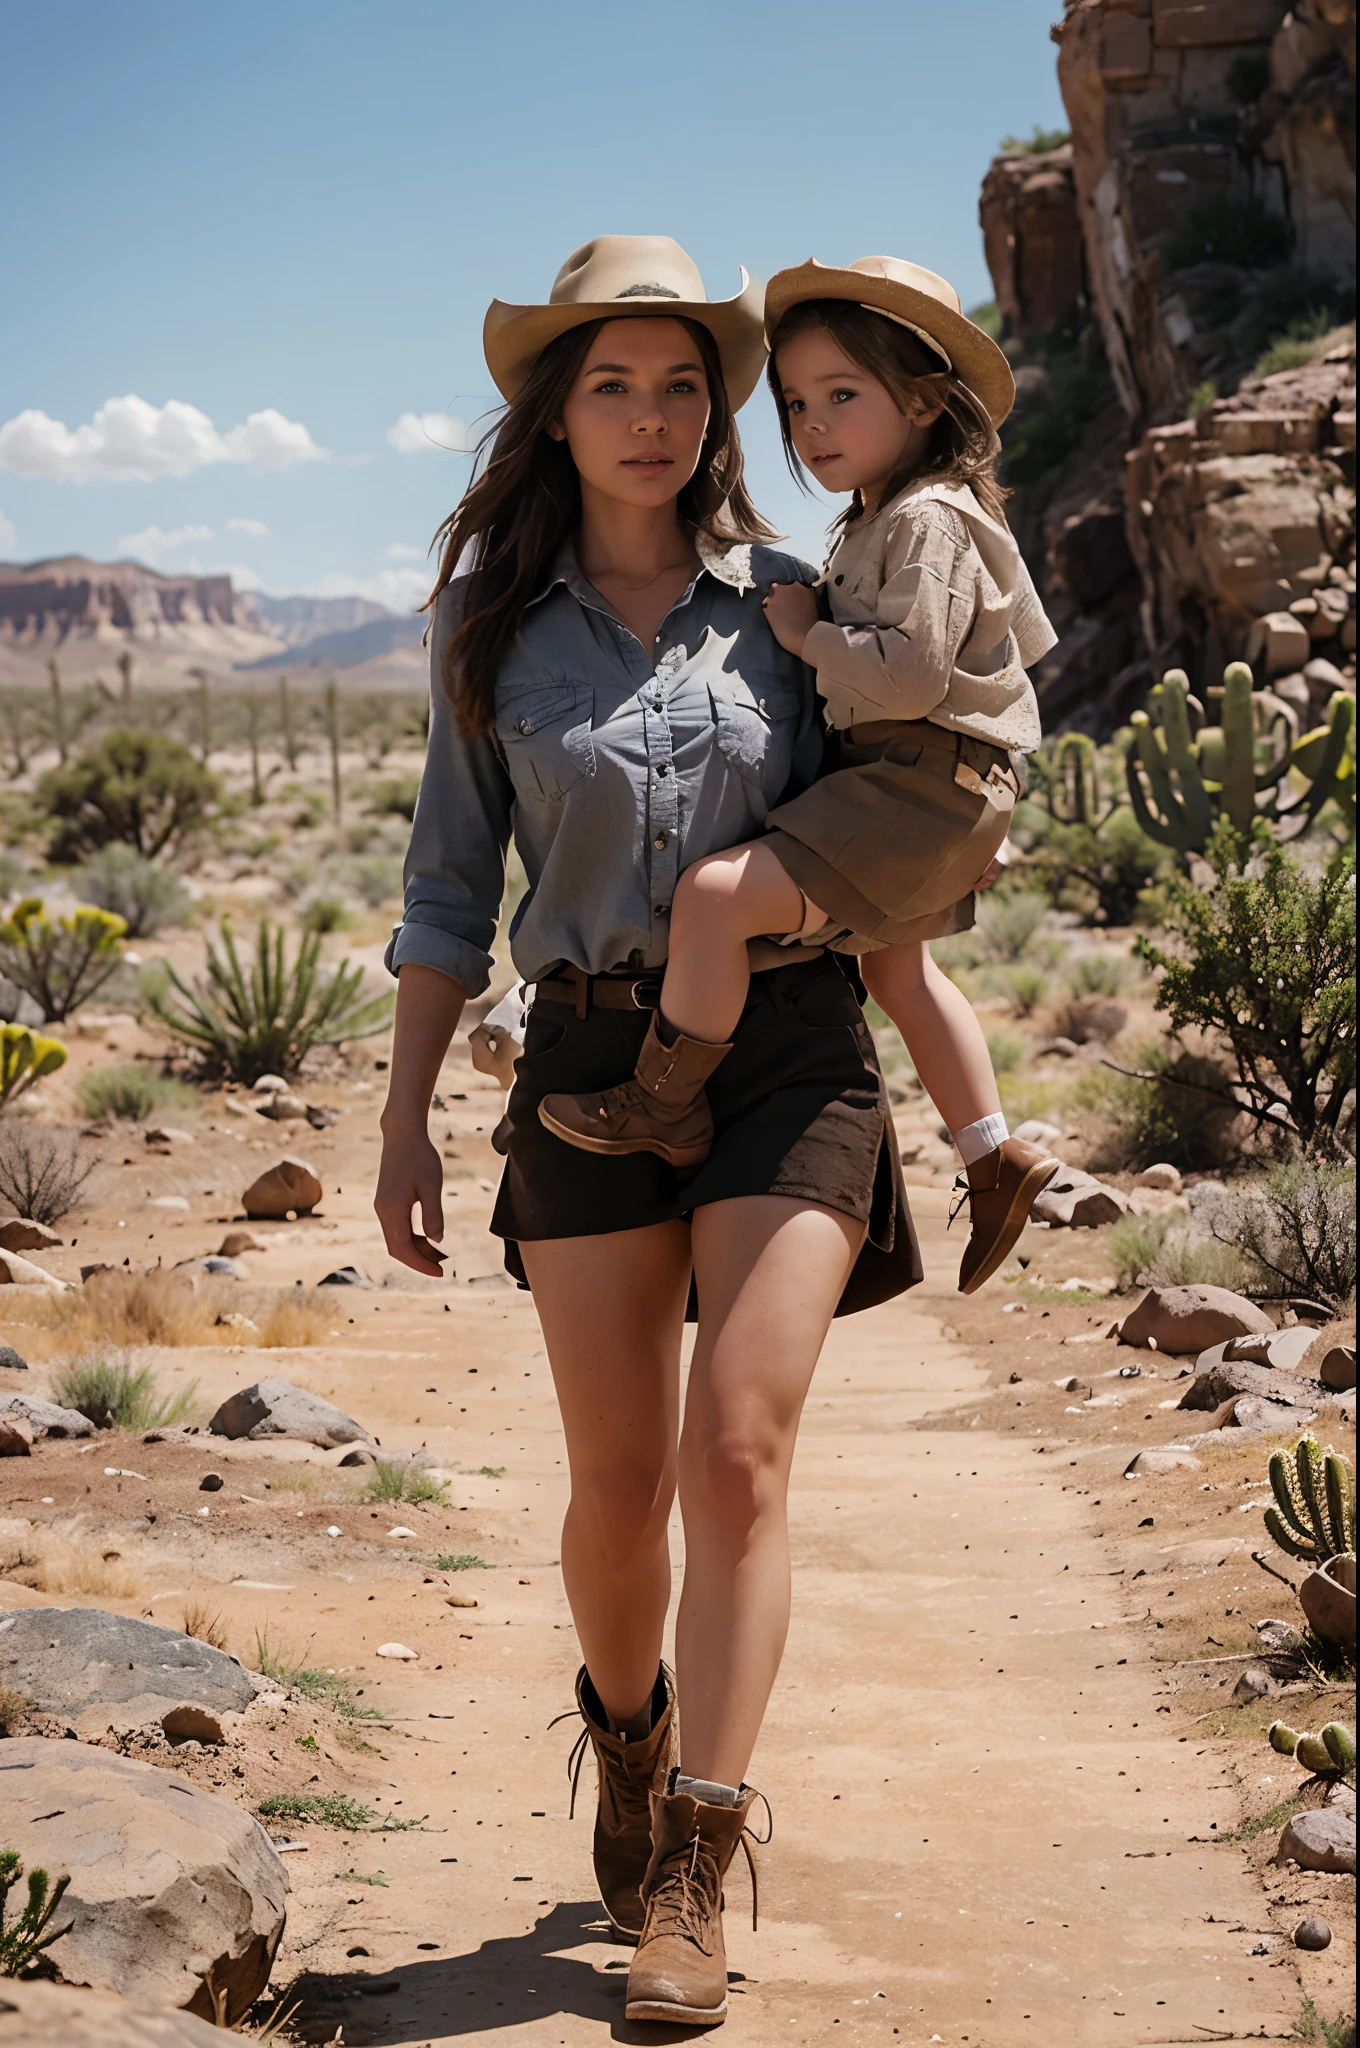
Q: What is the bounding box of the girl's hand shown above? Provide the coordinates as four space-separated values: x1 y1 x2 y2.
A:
762 579 820 657
375 1122 448 1275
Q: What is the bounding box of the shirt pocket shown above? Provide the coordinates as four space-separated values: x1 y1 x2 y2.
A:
494 676 596 803
709 674 802 817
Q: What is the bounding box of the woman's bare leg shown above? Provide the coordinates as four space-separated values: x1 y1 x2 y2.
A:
520 1221 691 1723
661 842 808 1043
675 1195 863 1785
862 939 1001 1135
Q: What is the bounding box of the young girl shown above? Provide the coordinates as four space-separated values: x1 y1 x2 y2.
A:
541 255 1061 1293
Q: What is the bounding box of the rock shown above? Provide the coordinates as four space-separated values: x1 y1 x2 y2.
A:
1039 1035 1081 1058
0 1394 94 1439
144 1126 195 1147
199 1472 223 1492
1303 655 1348 698
1318 1343 1356 1393
1179 1356 1326 1413
1246 612 1313 676
213 1311 259 1336
1121 1285 1273 1356
1231 1665 1274 1704
0 1219 60 1252
1205 1327 1322 1372
1031 1166 1129 1229
0 1610 259 1728
0 1978 230 2046
1012 1118 1063 1148
207 1377 372 1450
0 1248 66 1290
444 1593 478 1609
1215 1395 1317 1434
1325 1780 1356 1814
240 1157 323 1220
318 1265 370 1288
251 1075 289 1094
1275 1808 1357 1877
1061 994 1127 1044
216 1230 264 1256
1256 1618 1308 1659
376 1642 417 1659
254 1092 307 1122
175 1255 249 1280
1122 1447 1202 1477
979 143 1084 338
1133 1163 1182 1193
1293 1917 1332 1952
0 1343 28 1370
0 1416 33 1456
336 1444 376 1467
0 1737 287 2023
149 1196 189 1212
1297 1554 1356 1650
304 1102 340 1129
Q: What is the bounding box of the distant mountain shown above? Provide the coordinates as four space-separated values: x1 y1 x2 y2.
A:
250 592 394 642
238 612 426 670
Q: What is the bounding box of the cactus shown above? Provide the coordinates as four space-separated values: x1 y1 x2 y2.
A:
0 1023 67 1112
1125 662 1349 853
1264 1437 1356 1566
1320 1723 1356 1773
1295 1731 1340 1774
1039 733 1114 827
0 1850 71 1975
1269 1721 1299 1756
1267 1721 1355 1778
0 898 126 1024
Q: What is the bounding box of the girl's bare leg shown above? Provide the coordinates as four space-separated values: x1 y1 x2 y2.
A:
862 939 1001 1136
520 1222 691 1723
675 1195 863 1785
660 841 808 1043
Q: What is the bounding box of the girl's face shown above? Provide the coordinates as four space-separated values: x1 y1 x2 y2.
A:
776 324 941 509
548 317 712 510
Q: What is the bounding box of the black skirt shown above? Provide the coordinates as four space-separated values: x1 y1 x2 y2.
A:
490 953 922 1318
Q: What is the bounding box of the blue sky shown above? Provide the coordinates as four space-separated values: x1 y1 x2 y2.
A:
1 0 1065 604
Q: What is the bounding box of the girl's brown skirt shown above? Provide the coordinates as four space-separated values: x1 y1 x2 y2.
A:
490 953 921 1318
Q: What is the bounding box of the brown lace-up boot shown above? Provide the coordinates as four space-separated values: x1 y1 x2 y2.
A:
624 1782 764 2025
565 1667 676 1942
954 1137 1060 1294
538 1015 732 1168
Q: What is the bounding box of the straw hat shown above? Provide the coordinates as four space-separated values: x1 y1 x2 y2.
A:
483 235 768 410
764 256 1015 427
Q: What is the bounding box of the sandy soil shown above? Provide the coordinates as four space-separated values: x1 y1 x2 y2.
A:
0 1016 1353 2047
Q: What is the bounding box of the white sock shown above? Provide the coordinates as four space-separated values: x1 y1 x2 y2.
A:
952 1112 1008 1166
673 1771 745 1807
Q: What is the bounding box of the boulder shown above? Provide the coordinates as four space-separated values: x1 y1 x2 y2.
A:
1318 1343 1356 1393
1293 1917 1332 1952
1274 1807 1357 1876
144 1127 195 1147
0 1344 28 1371
318 1265 370 1288
1031 1166 1130 1229
253 1092 307 1122
0 1609 260 1734
1120 1285 1272 1355
0 1394 94 1439
0 1248 66 1290
0 1416 32 1456
1179 1356 1326 1413
216 1230 264 1257
1011 1118 1063 1148
1122 1447 1202 1476
1246 611 1312 676
207 1377 372 1450
1133 1162 1183 1193
0 1738 287 2023
0 1979 229 2046
1211 1328 1321 1372
1297 1554 1356 1650
239 1158 322 1220
1214 1395 1317 1434
251 1075 289 1094
0 1219 60 1252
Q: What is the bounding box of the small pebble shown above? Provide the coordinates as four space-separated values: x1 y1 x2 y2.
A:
199 1473 224 1492
197 1506 210 1518
1293 1916 1332 1951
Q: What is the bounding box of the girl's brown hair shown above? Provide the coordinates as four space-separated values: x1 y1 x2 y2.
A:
427 317 776 737
767 299 1008 540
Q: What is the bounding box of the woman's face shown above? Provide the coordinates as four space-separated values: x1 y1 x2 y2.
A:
548 317 712 510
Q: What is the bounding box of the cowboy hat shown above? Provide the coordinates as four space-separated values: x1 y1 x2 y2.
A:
763 256 1015 427
483 235 768 410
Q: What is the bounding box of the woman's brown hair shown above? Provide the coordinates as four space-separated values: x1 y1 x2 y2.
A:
427 317 776 737
767 299 1008 541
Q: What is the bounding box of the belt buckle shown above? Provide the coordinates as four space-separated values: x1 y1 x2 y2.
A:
628 976 662 1010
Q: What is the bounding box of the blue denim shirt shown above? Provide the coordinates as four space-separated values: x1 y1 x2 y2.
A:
385 536 823 996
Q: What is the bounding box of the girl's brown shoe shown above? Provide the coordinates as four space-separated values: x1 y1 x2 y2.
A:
624 1782 764 2026
953 1137 1060 1294
562 1667 676 1942
538 1015 733 1168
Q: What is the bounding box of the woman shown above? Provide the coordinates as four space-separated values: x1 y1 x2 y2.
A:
375 234 922 2028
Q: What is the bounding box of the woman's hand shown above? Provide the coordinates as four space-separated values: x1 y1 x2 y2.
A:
762 580 820 657
375 1120 447 1275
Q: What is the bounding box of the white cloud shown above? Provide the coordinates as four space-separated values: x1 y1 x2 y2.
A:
311 566 430 612
0 395 327 483
0 510 15 555
227 516 271 538
117 522 214 565
386 410 472 455
385 541 427 561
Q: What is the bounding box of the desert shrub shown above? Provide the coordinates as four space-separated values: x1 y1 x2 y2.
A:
76 844 191 937
0 1024 67 1113
984 1030 1026 1075
182 1600 228 1652
1025 809 1170 925
143 916 394 1082
52 1351 197 1431
0 899 125 1021
300 896 352 935
258 1793 374 1829
7 1517 144 1599
12 1269 334 1351
0 1852 70 1975
348 855 405 908
1199 1159 1357 1311
1068 954 1128 998
0 1690 27 1738
368 773 421 821
1137 827 1355 1152
0 1125 98 1224
1004 966 1049 1016
77 1064 195 1124
253 1629 381 1719
364 1458 449 1506
999 124 1070 154
1075 1040 1246 1172
37 729 221 862
1108 1210 1247 1293
434 1551 488 1571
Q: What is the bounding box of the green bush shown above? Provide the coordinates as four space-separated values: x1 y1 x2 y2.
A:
434 1552 488 1571
1003 965 1049 1016
1202 1159 1357 1311
1108 1211 1247 1294
1075 1039 1246 1172
985 1030 1027 1075
76 1064 196 1124
1068 954 1128 998
972 887 1051 963
37 729 221 863
369 773 421 821
76 844 191 937
0 898 125 1022
1026 809 1171 926
300 896 352 935
1137 827 1355 1152
364 1458 448 1506
258 1793 374 1829
0 1850 70 1976
999 124 1070 155
143 916 395 1082
51 1352 197 1431
252 1628 382 1718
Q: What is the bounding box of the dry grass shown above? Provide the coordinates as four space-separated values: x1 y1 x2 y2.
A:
182 1599 229 1652
7 1516 146 1599
5 1269 338 1354
0 1686 28 1736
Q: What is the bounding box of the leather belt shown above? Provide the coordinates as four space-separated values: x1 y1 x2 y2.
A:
535 964 663 1019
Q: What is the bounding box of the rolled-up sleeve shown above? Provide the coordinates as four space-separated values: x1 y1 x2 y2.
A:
803 503 969 721
383 584 515 997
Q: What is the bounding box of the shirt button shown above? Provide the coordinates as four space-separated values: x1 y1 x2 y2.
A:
653 833 668 850
518 719 531 734
655 763 669 777
654 904 670 918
